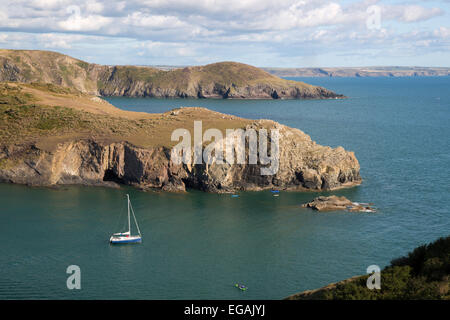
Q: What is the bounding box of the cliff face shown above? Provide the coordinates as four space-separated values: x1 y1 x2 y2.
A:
0 141 184 191
96 64 341 99
0 49 343 99
0 123 361 193
97 73 338 99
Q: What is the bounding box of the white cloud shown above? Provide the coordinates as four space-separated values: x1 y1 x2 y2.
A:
387 5 444 23
0 0 448 66
27 0 71 10
58 8 112 32
86 1 105 14
0 0 446 38
123 12 188 29
434 26 450 38
136 40 197 58
39 33 72 49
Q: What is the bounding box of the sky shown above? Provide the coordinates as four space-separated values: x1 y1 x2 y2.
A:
0 0 449 67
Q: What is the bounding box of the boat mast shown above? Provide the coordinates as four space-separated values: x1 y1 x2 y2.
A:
127 194 131 234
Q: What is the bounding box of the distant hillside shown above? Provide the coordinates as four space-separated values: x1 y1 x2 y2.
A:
263 66 450 77
286 235 450 300
0 49 342 99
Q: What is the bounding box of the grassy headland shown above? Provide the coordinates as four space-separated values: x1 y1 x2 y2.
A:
0 49 342 99
0 82 361 193
0 82 252 149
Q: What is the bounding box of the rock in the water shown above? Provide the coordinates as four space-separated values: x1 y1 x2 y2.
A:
302 196 375 212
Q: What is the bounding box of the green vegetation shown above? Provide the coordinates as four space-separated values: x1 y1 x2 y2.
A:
290 235 450 300
75 60 90 71
28 82 80 95
323 265 447 300
113 66 161 82
0 100 140 143
0 83 35 105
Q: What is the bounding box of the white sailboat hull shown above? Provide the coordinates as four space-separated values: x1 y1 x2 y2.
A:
110 235 142 244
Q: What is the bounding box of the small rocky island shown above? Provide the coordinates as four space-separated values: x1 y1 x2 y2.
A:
302 195 376 212
0 83 361 193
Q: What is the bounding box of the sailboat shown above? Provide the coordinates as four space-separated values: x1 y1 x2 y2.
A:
109 194 142 244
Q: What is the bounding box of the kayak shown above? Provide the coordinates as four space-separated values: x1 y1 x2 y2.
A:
235 283 247 291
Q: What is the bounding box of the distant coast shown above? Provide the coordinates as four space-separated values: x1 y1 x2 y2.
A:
147 65 450 78
263 66 450 78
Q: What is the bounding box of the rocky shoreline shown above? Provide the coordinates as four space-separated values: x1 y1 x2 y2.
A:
0 129 362 193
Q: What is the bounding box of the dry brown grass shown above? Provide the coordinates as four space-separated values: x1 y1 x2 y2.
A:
0 82 261 150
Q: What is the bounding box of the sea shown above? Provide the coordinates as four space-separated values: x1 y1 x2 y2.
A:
1 76 449 299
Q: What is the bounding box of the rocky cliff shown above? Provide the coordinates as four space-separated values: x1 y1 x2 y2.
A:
0 83 360 192
0 125 361 193
0 49 343 99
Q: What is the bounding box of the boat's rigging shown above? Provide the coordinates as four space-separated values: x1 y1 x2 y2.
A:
109 194 142 244
129 201 141 236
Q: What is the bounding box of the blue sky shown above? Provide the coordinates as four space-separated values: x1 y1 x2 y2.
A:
0 0 449 67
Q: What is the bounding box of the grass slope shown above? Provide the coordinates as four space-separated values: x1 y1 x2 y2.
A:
0 82 253 149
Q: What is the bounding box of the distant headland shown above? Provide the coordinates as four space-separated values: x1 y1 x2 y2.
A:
0 49 343 99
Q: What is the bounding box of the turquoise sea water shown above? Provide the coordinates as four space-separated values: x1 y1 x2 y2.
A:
1 77 449 299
